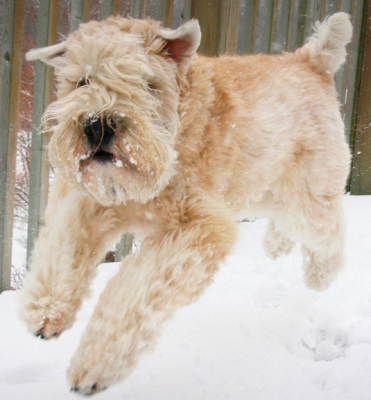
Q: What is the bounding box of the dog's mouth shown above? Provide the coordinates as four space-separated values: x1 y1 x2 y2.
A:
81 147 136 171
92 149 114 163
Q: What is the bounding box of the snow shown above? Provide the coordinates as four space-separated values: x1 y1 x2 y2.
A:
1 195 371 400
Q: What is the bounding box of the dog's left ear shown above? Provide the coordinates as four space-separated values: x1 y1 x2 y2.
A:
159 19 201 71
26 42 67 67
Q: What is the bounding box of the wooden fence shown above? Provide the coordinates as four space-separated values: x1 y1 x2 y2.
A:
0 0 370 292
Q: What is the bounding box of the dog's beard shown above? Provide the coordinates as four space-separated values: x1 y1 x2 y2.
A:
47 113 177 206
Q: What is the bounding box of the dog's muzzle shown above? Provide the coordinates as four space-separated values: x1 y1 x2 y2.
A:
84 117 116 162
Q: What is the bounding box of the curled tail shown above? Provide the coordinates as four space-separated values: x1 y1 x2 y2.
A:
295 12 353 75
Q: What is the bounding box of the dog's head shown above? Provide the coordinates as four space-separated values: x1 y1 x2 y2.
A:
27 18 201 206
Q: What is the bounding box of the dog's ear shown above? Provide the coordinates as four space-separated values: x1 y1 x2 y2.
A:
26 42 67 67
159 19 201 71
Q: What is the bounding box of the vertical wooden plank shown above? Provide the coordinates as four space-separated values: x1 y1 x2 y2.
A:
287 0 298 51
192 0 239 56
274 0 291 52
295 0 309 48
130 0 144 18
171 0 182 27
70 0 93 30
143 0 150 17
350 0 371 194
84 0 93 21
70 0 85 31
113 0 121 15
238 0 258 54
130 0 150 18
153 0 169 24
255 0 274 54
325 0 338 15
269 0 279 53
305 0 323 40
165 0 174 27
101 0 114 19
180 0 192 24
0 0 25 292
335 0 353 119
191 0 222 56
26 0 59 264
343 0 364 146
219 0 241 54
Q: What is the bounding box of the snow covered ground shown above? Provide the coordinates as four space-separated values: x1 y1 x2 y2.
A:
1 195 370 400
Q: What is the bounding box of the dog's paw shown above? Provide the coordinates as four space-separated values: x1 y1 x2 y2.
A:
67 349 126 396
263 226 294 260
303 253 343 291
70 383 108 396
20 296 76 339
67 327 141 396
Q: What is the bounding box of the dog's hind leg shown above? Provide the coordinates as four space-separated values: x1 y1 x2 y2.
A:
67 193 238 395
263 221 295 259
300 195 346 291
19 176 123 339
275 192 346 291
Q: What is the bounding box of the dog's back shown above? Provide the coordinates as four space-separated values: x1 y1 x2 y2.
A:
184 13 352 214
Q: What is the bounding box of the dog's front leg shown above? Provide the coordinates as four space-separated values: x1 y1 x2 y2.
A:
67 198 238 395
19 176 123 339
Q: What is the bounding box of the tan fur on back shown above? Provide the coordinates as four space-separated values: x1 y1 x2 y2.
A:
20 13 352 396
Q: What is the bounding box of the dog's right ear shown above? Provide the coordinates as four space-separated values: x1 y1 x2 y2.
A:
26 42 67 67
158 19 201 73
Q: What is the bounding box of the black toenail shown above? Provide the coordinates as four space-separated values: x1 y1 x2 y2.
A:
70 386 79 392
40 334 46 339
91 383 97 391
52 332 58 337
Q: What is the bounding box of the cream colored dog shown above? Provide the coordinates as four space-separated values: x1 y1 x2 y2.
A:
20 13 352 395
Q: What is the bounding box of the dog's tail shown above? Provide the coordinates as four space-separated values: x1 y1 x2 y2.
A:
295 12 352 76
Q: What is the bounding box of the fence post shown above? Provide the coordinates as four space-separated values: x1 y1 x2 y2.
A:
0 0 25 292
26 0 58 265
130 0 149 19
350 0 371 194
191 0 240 56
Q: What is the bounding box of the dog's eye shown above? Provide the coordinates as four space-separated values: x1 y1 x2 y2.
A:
77 77 90 88
147 81 157 91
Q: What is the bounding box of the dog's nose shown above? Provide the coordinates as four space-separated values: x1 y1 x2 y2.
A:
84 117 116 147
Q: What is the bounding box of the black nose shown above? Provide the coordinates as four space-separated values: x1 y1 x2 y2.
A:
84 117 116 147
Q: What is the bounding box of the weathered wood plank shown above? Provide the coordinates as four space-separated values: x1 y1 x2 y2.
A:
305 0 322 40
153 0 169 24
180 0 192 24
295 0 309 48
335 0 353 121
26 0 59 264
238 0 258 54
165 0 174 27
70 0 84 31
219 0 241 54
350 0 371 194
101 0 114 19
274 0 291 52
0 0 25 292
84 0 92 21
113 0 121 15
191 0 222 56
255 0 274 53
130 0 149 18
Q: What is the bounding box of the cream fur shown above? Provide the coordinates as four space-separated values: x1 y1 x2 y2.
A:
20 14 352 396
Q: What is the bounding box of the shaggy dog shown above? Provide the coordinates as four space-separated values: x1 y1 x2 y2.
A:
20 13 352 395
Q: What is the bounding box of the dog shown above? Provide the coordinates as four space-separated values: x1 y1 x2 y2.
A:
20 13 352 395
